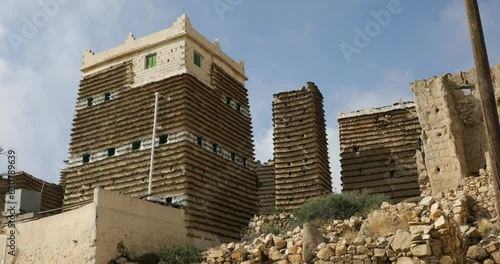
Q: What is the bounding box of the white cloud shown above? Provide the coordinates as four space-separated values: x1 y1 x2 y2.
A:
337 68 414 114
254 127 273 163
327 127 341 193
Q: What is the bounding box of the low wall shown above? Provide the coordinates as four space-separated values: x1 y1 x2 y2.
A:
0 188 188 263
94 188 188 263
0 202 97 263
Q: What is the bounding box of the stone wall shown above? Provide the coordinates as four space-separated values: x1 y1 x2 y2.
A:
272 82 331 211
255 160 276 213
338 102 421 202
411 64 500 196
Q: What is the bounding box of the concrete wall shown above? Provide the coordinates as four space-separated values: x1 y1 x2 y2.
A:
410 64 500 196
0 188 189 263
94 189 188 263
272 82 331 211
338 102 421 202
0 201 97 264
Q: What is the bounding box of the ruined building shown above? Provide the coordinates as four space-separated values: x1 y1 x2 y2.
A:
272 83 331 211
411 64 500 196
60 15 257 243
338 102 422 202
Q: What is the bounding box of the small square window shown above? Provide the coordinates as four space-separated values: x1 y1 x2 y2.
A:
131 140 141 151
82 153 90 164
212 143 218 154
104 92 111 102
226 97 231 105
87 97 94 107
146 54 157 69
242 158 247 167
197 136 203 147
107 148 115 157
159 134 168 145
236 104 241 112
231 153 236 162
194 52 201 67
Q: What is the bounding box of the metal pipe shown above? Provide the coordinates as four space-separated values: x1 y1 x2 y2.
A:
147 92 159 198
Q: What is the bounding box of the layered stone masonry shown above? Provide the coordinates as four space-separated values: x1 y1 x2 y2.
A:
338 102 421 202
255 160 276 214
272 82 331 211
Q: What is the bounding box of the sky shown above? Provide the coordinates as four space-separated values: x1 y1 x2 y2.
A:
1 0 500 193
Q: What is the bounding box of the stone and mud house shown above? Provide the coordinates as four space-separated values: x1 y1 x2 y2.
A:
271 83 332 212
338 101 421 202
59 14 257 244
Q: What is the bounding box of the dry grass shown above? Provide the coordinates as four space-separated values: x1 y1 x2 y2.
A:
364 209 417 237
478 219 500 235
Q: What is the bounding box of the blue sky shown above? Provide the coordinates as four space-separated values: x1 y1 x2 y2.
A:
1 0 499 192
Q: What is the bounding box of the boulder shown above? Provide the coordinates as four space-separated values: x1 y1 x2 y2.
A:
302 223 324 262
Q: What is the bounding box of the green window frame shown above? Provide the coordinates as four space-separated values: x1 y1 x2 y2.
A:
146 54 157 69
194 51 201 67
131 140 141 151
107 148 116 157
159 134 169 145
82 153 91 164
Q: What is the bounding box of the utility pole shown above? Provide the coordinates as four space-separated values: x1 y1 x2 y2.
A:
465 0 500 218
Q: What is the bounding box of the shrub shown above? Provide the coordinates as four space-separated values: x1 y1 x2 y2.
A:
135 245 201 264
363 209 416 237
478 219 500 236
292 191 387 227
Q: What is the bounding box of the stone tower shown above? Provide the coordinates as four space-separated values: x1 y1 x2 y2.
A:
272 82 331 211
60 14 257 244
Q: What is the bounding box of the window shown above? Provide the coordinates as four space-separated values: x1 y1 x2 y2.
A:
212 143 218 154
226 97 231 105
145 54 157 69
231 153 236 162
87 97 94 107
242 158 247 167
197 136 203 147
236 104 241 112
104 92 111 102
131 140 141 151
159 134 168 145
194 51 201 67
107 147 115 157
82 153 90 164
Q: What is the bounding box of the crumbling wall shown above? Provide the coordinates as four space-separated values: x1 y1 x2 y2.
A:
410 64 500 196
255 160 276 213
0 171 63 213
272 82 331 211
338 102 421 202
62 62 257 242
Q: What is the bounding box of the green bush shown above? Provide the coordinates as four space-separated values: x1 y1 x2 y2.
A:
292 191 387 227
135 245 201 264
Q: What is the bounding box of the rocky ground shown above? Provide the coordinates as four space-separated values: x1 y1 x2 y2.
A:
201 175 500 264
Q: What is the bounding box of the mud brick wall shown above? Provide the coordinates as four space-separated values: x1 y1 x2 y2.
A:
255 160 276 213
272 82 331 211
0 172 64 212
338 102 421 202
61 62 257 242
411 64 500 196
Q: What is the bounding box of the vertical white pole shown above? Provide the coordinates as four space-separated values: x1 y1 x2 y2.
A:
2 239 6 264
148 92 159 198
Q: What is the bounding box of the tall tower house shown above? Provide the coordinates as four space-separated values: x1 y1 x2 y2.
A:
272 82 331 211
60 14 257 243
